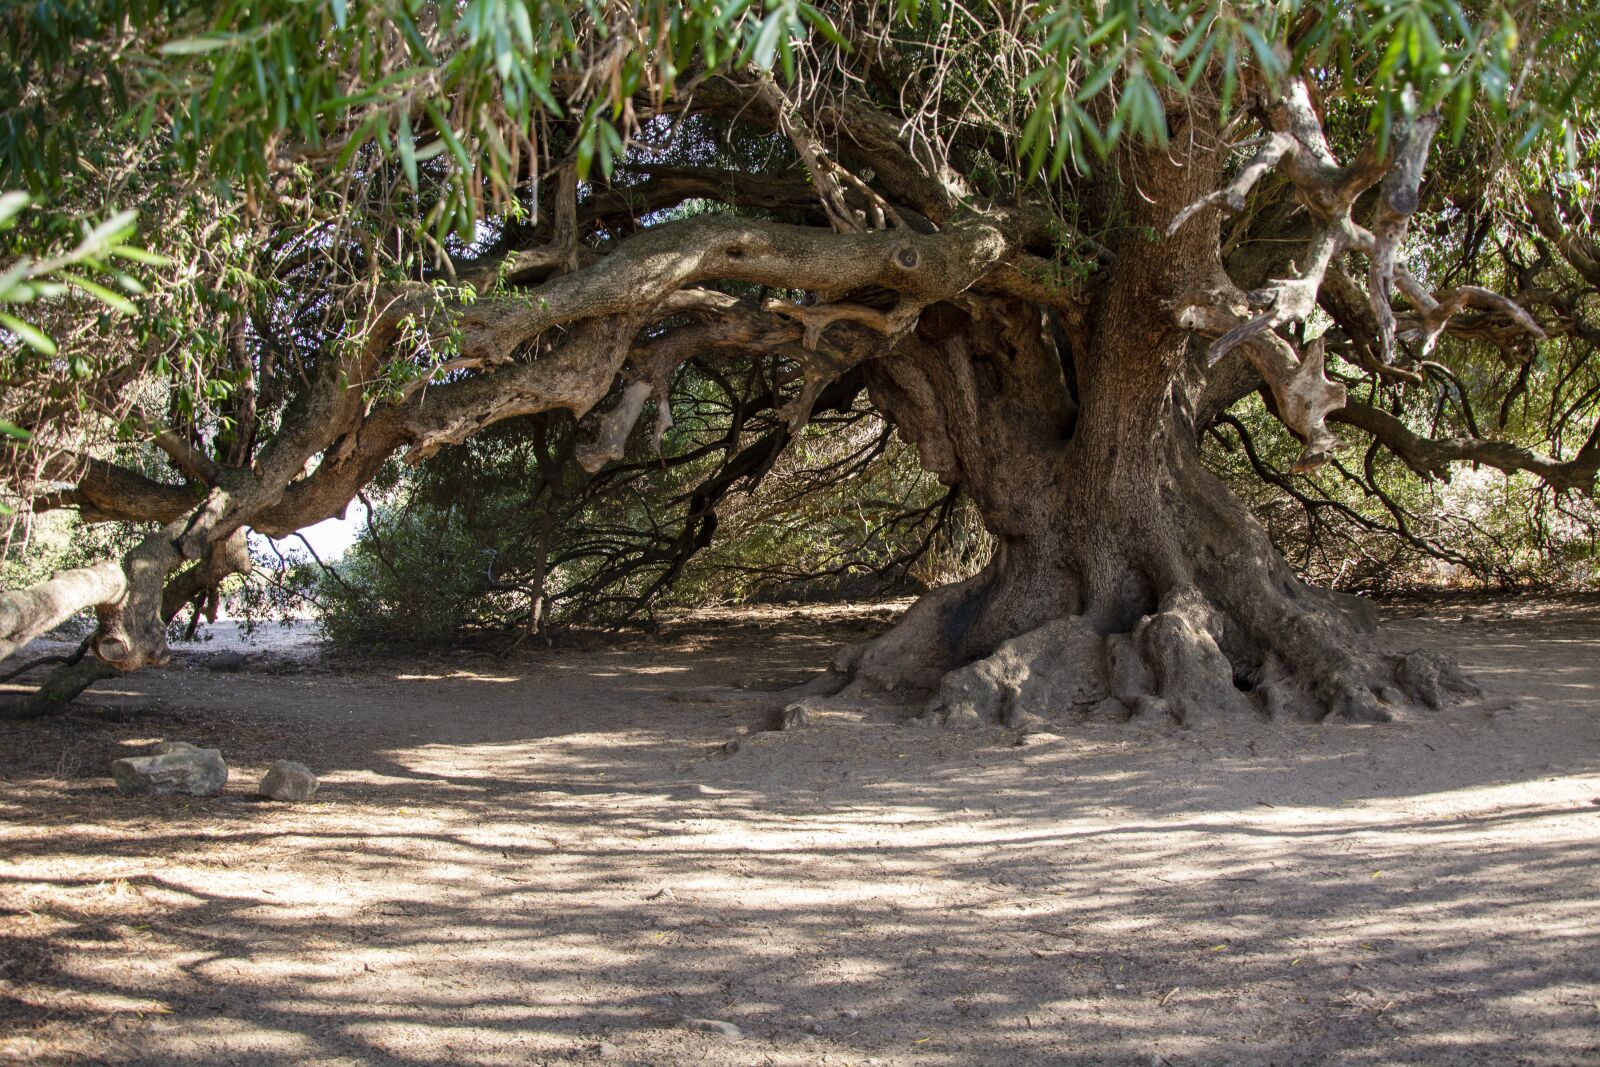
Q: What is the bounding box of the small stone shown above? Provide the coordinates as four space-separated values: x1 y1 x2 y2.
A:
676 1017 742 1041
258 760 318 802
111 749 228 797
838 1009 860 1020
780 702 813 730
204 651 250 672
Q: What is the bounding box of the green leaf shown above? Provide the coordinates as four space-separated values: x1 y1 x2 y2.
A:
160 29 272 56
160 36 233 55
398 110 419 190
61 272 137 314
0 312 57 354
77 209 139 257
798 3 850 50
0 191 29 228
576 126 597 180
423 102 472 172
749 8 786 70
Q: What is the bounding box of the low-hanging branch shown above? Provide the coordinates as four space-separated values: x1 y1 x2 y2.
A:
4 4 1597 728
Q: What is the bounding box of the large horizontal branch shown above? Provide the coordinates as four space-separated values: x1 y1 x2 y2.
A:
0 561 126 662
973 256 1093 330
34 457 199 524
482 165 830 285
1332 402 1600 494
592 165 819 220
12 205 1029 673
576 297 803 471
453 211 1018 369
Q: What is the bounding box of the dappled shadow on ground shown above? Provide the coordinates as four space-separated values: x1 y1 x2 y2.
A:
1 599 1598 1065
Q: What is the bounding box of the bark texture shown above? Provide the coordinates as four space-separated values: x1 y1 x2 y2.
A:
790 124 1486 727
3 64 1573 726
802 309 1480 726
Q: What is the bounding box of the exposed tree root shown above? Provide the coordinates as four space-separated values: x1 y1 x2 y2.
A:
787 579 1479 734
0 658 119 720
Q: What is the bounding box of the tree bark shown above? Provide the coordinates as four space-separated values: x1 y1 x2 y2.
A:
803 294 1478 727
0 562 127 663
0 658 118 720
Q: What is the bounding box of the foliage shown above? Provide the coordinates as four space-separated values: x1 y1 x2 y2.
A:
296 372 971 646
1207 394 1600 594
1 0 1597 665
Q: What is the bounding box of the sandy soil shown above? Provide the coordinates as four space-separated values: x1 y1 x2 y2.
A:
1 597 1598 1066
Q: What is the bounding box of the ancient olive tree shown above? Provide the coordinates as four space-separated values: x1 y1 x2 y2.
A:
2 2 1597 724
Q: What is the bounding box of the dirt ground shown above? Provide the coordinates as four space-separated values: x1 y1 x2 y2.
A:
1 596 1598 1066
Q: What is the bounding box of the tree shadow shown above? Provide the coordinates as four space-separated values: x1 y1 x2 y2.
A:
2 599 1598 1064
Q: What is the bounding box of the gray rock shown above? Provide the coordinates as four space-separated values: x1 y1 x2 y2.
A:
111 749 228 797
203 652 250 673
258 760 319 801
152 741 202 755
676 1017 742 1041
780 702 813 730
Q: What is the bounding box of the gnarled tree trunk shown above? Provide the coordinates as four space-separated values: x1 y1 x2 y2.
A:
809 297 1475 726
11 59 1562 729
796 135 1479 727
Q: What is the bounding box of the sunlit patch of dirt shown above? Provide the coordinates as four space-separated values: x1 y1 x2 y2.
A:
2 596 1598 1066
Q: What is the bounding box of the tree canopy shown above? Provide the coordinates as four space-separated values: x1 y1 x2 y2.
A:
2 1 1597 724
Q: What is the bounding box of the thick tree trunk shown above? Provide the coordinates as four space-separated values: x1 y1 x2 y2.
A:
801 296 1477 727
